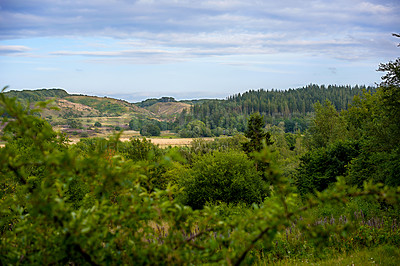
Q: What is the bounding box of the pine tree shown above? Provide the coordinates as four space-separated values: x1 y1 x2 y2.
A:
242 113 273 154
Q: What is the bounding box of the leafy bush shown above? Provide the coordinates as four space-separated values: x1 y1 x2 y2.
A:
140 123 160 136
80 131 89 138
67 118 82 129
296 140 360 195
119 137 162 161
179 120 212 138
178 150 268 209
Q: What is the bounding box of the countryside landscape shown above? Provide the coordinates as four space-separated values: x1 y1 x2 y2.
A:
1 61 400 264
1 0 400 265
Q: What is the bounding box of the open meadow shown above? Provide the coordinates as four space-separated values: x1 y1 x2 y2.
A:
67 134 212 147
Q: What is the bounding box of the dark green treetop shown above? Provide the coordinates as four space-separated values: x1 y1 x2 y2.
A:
242 113 273 154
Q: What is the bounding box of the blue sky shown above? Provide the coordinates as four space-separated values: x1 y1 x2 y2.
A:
0 0 399 102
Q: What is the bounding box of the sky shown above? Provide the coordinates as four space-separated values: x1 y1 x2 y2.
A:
0 0 399 102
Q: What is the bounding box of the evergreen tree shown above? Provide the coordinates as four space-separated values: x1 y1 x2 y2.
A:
242 113 273 154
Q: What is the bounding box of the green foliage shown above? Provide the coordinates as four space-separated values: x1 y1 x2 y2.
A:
71 137 112 155
296 140 360 195
191 135 247 155
66 118 82 129
284 132 297 151
73 137 163 164
242 113 273 154
1 80 400 265
61 110 82 119
120 137 162 162
128 117 141 130
94 121 102 127
179 120 212 138
178 85 374 135
136 96 176 107
4 88 69 103
79 131 89 138
341 57 400 187
178 150 268 209
269 244 400 265
378 57 400 87
129 116 173 132
140 123 161 136
306 100 347 149
65 96 127 116
347 148 400 187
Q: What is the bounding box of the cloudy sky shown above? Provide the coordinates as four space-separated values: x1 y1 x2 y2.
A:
0 0 399 102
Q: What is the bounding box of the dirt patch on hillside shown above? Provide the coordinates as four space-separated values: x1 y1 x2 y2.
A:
57 99 100 115
147 102 191 117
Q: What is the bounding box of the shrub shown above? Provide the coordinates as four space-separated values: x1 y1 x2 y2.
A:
178 120 212 138
80 131 89 138
140 124 161 136
295 140 360 196
67 118 82 129
178 150 268 209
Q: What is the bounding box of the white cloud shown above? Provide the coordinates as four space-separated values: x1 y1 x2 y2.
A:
358 1 392 14
1 0 399 61
0 45 31 55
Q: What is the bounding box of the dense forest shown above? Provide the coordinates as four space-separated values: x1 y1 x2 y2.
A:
173 84 375 136
0 57 399 265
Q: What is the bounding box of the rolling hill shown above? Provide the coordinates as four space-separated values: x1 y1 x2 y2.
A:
4 88 190 121
2 88 192 139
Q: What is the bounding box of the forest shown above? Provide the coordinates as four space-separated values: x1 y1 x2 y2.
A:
175 84 376 136
0 57 400 265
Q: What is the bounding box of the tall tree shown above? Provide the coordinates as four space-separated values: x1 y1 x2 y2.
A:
306 100 346 149
242 113 273 154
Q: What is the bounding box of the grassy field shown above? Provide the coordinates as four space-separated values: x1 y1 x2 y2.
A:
263 245 400 266
68 135 213 147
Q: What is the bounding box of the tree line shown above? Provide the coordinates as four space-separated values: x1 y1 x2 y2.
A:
173 84 375 137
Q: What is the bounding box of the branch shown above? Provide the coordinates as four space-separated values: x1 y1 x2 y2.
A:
393 33 400 46
73 243 99 266
234 225 271 266
184 228 213 243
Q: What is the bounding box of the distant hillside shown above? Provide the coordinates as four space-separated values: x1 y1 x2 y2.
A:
3 84 377 135
145 102 191 118
4 88 69 102
135 96 177 107
63 95 147 116
3 88 189 123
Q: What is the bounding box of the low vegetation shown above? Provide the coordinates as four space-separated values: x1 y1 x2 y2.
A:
1 57 399 264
